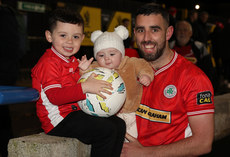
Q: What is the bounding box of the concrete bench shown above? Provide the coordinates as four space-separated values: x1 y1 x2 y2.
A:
214 93 230 140
8 133 91 157
7 93 230 156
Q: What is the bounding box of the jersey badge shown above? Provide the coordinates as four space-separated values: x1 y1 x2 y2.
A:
197 91 212 105
164 85 177 98
69 68 74 73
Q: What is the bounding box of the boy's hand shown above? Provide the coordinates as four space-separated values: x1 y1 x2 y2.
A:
139 75 151 86
78 55 94 71
81 73 113 99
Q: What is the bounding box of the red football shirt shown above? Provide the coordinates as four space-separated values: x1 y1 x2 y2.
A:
136 52 214 146
32 47 85 133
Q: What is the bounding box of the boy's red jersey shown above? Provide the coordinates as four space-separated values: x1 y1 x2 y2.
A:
32 47 84 133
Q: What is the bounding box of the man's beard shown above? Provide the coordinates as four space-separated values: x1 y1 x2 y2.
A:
138 40 166 62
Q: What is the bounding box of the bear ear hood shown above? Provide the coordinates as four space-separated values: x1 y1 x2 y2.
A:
114 25 129 40
91 25 129 58
90 30 103 43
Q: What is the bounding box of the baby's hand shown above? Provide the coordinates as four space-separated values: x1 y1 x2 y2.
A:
78 55 94 71
139 75 151 86
81 73 113 99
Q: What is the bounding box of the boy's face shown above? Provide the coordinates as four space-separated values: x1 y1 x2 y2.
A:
96 48 122 69
45 21 85 59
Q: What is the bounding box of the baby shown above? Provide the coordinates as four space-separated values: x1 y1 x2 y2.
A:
81 25 154 140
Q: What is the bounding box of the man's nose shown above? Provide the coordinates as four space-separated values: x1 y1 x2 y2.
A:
144 31 151 41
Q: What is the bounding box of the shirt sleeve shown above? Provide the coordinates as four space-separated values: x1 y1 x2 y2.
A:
35 58 62 89
183 69 215 116
33 57 86 106
45 84 86 105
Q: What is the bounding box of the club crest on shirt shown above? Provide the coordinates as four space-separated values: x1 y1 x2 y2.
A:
197 91 212 105
164 85 177 98
69 68 74 73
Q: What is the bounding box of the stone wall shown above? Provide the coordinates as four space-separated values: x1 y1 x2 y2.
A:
214 93 230 140
8 133 91 157
7 93 230 157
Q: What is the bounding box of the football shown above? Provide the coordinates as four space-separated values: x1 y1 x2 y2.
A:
78 67 126 117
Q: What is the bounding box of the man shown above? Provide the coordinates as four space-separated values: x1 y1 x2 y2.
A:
196 11 210 45
169 20 216 89
186 10 199 40
121 4 214 157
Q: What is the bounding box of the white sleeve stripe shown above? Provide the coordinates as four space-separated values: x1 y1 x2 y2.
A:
44 84 62 92
187 109 214 116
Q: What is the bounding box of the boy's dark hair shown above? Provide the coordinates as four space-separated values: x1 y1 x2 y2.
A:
135 3 170 27
47 8 84 32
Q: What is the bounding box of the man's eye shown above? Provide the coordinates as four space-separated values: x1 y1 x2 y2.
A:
60 34 66 37
152 29 158 33
110 53 115 56
137 29 144 33
99 55 104 57
74 36 79 39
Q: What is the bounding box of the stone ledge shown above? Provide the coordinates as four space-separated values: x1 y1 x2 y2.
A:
214 93 230 140
7 93 230 156
8 133 91 157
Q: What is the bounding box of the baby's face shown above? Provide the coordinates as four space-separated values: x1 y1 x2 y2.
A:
96 48 122 69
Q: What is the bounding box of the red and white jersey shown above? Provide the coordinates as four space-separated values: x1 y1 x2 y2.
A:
136 51 214 146
32 47 84 133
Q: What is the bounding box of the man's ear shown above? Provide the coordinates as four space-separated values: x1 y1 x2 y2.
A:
81 34 85 42
133 27 136 36
45 30 52 43
166 26 174 41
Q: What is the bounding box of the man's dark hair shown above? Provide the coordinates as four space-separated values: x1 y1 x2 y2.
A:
135 3 170 27
47 8 84 32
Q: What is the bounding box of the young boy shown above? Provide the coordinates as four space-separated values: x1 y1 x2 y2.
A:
81 25 154 140
31 8 126 157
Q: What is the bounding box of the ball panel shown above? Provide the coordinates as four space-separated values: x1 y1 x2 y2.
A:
77 67 126 117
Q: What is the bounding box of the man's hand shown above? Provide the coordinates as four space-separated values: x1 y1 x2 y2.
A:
121 133 146 157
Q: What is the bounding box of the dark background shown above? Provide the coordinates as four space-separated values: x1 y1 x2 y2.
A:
2 0 230 69
0 0 230 157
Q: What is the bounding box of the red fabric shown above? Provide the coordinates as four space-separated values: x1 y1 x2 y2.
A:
136 51 214 146
173 45 195 57
45 84 86 105
31 47 86 133
125 48 139 58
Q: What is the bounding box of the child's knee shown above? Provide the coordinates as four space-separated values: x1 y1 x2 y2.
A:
110 116 126 135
